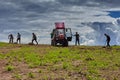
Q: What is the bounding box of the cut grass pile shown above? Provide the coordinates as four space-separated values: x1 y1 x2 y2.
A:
0 42 120 80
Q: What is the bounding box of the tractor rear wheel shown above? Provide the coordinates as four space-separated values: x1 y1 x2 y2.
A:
51 40 57 46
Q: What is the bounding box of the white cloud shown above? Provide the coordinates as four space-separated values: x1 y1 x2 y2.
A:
81 39 95 45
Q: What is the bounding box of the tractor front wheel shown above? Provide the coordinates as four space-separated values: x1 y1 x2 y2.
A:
63 39 68 47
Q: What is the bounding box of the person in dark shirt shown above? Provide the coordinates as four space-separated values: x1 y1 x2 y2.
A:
8 34 14 43
74 32 80 45
32 33 38 45
104 33 111 47
16 33 21 44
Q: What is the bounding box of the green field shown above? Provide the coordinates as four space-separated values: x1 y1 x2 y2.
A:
0 42 120 80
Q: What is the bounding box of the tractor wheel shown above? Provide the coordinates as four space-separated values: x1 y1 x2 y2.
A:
51 40 57 46
51 40 54 46
63 39 68 47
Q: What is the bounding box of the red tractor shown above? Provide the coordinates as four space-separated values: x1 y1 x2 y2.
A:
51 22 72 46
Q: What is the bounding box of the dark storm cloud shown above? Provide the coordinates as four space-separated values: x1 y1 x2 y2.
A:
97 0 120 7
8 0 62 14
0 0 119 21
0 0 60 18
0 0 120 18
57 0 120 8
12 1 52 13
0 0 62 29
57 0 87 6
56 0 101 7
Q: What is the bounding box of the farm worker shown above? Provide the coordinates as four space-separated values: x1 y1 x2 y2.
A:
16 33 21 44
32 33 38 45
74 32 80 45
8 34 14 43
104 33 111 47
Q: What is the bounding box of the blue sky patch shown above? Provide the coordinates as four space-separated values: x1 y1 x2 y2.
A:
108 11 120 18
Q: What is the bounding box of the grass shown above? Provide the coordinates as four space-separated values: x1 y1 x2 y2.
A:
6 65 14 71
14 73 22 80
28 72 34 78
0 42 120 80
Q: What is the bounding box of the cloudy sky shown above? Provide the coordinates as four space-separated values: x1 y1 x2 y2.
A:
0 0 120 45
